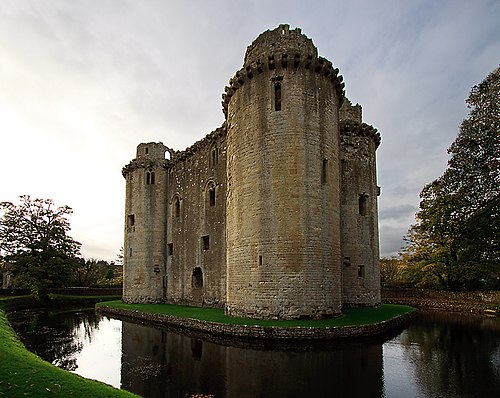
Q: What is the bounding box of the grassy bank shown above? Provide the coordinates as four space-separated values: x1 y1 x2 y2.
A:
97 301 415 328
0 297 138 398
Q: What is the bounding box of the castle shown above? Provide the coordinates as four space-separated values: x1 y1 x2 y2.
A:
122 25 381 320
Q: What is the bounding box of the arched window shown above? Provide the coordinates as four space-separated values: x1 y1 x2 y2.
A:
192 267 203 289
173 196 180 218
209 187 216 206
146 169 155 185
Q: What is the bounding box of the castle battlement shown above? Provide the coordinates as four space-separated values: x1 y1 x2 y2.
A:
123 26 381 320
223 25 345 117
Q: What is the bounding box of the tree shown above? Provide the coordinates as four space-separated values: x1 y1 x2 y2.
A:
380 257 405 286
405 68 500 289
72 258 103 287
105 267 114 280
0 195 81 300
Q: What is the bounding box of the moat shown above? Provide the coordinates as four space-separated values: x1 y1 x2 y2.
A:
8 307 500 398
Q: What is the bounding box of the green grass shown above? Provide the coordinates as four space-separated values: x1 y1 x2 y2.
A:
0 298 139 398
98 301 415 328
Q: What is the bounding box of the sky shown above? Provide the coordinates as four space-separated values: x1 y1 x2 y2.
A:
0 0 498 261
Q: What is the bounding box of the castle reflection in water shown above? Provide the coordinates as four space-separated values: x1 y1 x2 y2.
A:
121 321 384 397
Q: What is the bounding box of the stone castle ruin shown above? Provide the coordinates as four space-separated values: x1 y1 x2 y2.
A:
122 25 381 320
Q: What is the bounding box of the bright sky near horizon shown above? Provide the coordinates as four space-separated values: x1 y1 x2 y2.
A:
0 0 498 261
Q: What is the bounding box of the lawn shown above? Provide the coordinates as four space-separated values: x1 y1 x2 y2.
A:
0 297 138 398
97 300 415 328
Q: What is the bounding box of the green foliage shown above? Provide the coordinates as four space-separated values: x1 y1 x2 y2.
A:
0 196 81 300
405 68 500 289
71 258 110 287
105 267 114 280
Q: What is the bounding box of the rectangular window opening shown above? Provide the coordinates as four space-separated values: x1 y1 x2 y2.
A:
322 159 328 184
167 243 173 256
209 188 216 206
359 194 369 216
358 265 365 278
259 255 263 266
201 235 210 251
343 256 351 267
127 214 135 227
274 81 281 111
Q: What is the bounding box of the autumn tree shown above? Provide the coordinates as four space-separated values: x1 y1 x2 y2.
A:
0 195 81 300
405 68 500 289
380 257 405 286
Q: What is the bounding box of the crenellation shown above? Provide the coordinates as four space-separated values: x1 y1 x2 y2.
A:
123 25 381 319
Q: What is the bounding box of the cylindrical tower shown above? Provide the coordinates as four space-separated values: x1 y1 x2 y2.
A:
223 25 346 319
122 142 169 303
339 101 381 306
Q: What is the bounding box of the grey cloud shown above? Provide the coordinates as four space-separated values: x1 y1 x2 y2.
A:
379 204 417 221
1 0 498 260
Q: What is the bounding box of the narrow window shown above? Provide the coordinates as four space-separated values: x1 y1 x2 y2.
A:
174 197 180 218
145 147 149 155
127 214 135 227
201 235 210 251
274 81 282 111
359 194 369 216
192 267 203 288
150 171 155 185
167 243 173 256
343 257 351 267
129 247 132 257
322 159 328 184
358 265 365 278
259 255 263 266
209 188 216 206
211 147 218 166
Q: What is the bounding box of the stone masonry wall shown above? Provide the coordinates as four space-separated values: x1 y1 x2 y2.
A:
122 25 382 319
340 106 381 306
165 128 227 307
123 142 169 303
225 25 345 319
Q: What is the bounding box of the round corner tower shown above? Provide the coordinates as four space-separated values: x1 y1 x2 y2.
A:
339 100 381 306
122 142 169 303
223 25 346 319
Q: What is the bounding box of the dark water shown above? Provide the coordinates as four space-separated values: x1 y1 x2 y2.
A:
8 308 500 398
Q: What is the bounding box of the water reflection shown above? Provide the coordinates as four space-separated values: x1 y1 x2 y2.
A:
121 322 384 397
8 308 500 398
391 312 500 397
7 308 99 371
8 307 122 387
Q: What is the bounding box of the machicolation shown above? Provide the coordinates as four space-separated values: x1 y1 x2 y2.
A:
122 24 382 320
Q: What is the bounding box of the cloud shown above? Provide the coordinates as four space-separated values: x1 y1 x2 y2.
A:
379 204 418 221
0 0 499 260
